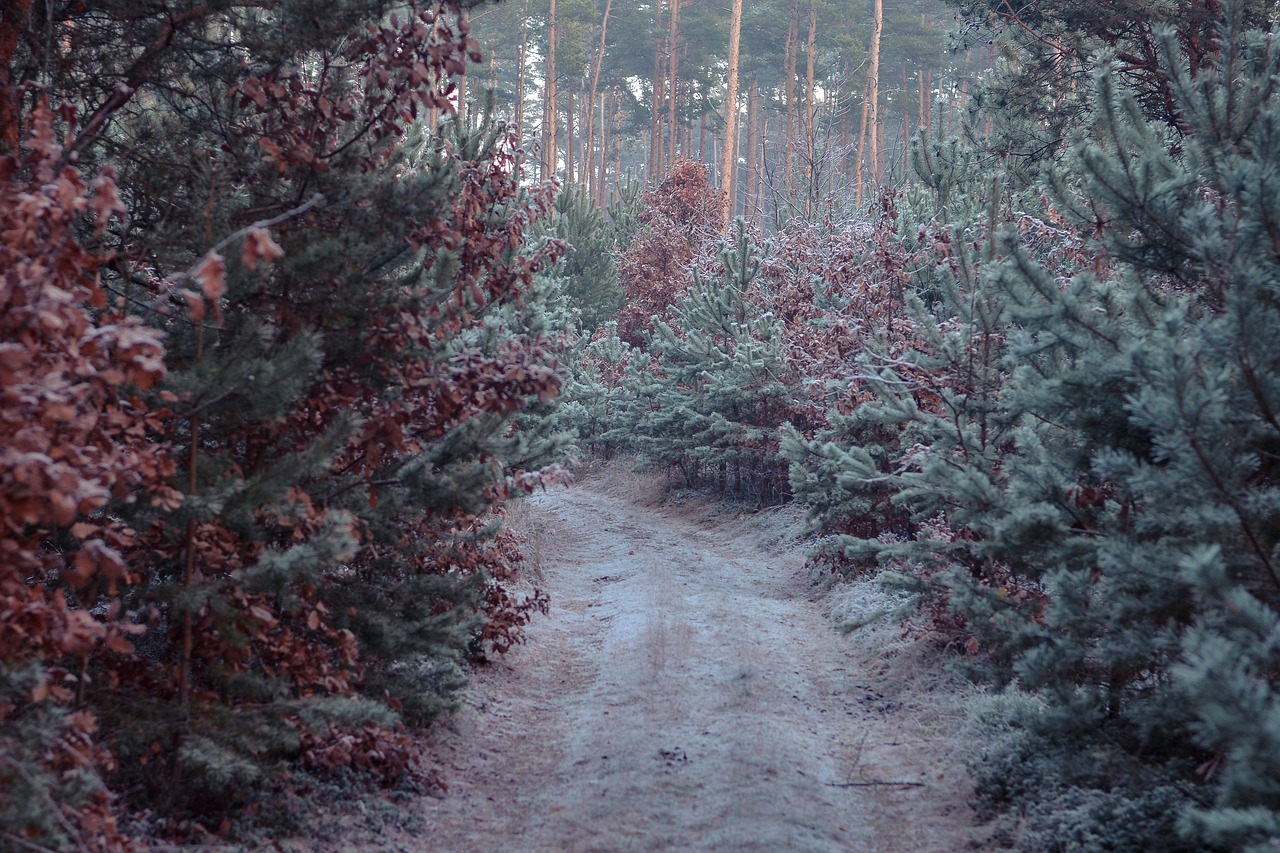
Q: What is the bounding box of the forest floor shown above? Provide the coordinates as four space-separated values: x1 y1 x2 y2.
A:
301 462 988 852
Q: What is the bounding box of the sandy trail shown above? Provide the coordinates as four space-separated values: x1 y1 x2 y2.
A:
415 480 977 852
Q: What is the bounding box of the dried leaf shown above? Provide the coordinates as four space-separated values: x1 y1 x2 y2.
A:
242 227 284 271
180 289 206 324
104 634 134 654
192 252 226 303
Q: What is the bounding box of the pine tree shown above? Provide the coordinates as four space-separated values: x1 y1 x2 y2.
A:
547 184 626 331
786 6 1280 847
618 222 792 502
2 1 570 839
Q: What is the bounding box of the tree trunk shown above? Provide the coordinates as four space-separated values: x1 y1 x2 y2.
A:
783 2 799 197
683 68 693 157
585 0 613 202
613 93 623 201
649 0 665 181
804 2 818 214
855 72 871 206
544 0 559 179
515 0 529 143
734 95 745 217
746 76 759 224
598 88 613 204
919 68 928 130
757 117 768 219
868 0 883 187
721 0 743 226
581 87 590 185
565 85 575 184
0 0 33 154
456 6 469 126
666 0 682 168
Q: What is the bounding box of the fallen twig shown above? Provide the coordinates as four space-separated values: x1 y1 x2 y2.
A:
826 780 926 788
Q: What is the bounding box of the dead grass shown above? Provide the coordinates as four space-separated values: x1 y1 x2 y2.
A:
565 454 670 506
502 499 552 583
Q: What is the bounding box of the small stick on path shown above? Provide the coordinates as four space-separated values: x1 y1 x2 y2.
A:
826 780 927 788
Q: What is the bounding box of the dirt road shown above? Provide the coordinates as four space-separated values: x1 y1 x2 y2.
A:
409 475 980 852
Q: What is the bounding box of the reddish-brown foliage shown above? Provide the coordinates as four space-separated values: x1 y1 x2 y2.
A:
0 96 169 853
1 2 565 842
616 159 726 345
759 197 923 433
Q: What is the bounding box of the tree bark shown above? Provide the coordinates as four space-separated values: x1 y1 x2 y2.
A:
544 0 558 179
666 0 682 169
0 0 33 154
456 7 470 126
804 2 818 213
862 0 884 201
613 90 623 200
783 2 799 197
721 0 743 225
918 68 927 130
565 85 575 184
598 88 613 204
746 76 759 224
515 0 530 143
855 72 871 206
585 0 613 203
649 0 665 181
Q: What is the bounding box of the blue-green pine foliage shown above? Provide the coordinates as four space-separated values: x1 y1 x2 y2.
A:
618 223 792 502
545 184 626 332
787 8 1280 848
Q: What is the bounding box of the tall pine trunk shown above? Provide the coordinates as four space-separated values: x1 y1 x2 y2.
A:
515 0 529 143
565 85 575 184
783 2 799 198
721 0 743 225
867 0 883 190
0 0 33 154
804 2 817 214
666 0 682 168
841 63 855 189
856 0 883 206
613 93 623 200
649 0 665 181
585 0 613 203
746 76 759 224
544 0 558 179
456 7 469 125
598 88 613 204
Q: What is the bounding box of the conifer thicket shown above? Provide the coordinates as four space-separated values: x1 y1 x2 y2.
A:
563 2 1280 849
10 0 1280 849
1 1 568 846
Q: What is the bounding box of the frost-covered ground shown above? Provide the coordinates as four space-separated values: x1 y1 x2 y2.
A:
320 464 985 851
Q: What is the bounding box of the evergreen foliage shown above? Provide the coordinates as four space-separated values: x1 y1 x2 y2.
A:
14 0 1280 848
546 184 626 331
560 321 634 458
617 223 793 503
786 6 1280 847
1 1 567 844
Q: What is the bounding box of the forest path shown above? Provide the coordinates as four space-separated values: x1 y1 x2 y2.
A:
411 474 979 852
